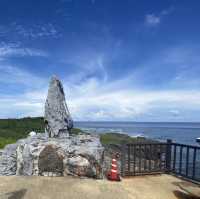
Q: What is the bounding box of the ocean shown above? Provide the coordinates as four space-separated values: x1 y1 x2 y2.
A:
74 121 200 146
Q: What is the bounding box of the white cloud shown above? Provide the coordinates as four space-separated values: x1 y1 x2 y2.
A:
0 65 47 87
66 79 200 121
61 53 108 84
0 65 47 118
0 23 61 39
0 96 44 118
1 74 200 121
0 42 48 58
145 14 160 26
15 23 61 39
145 6 174 27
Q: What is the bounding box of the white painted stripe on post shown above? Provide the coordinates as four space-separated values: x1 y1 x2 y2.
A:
112 164 117 167
111 169 117 173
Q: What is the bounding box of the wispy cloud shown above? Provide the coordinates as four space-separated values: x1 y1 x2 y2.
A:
145 6 174 27
0 64 47 88
145 14 161 26
0 42 48 58
0 65 47 118
65 77 200 121
0 23 61 39
61 52 108 84
0 94 45 118
1 64 200 122
0 69 200 121
14 23 61 39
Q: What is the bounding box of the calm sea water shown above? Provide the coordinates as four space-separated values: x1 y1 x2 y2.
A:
74 122 200 146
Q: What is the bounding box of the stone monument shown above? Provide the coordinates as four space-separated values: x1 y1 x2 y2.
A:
0 76 104 178
44 76 73 138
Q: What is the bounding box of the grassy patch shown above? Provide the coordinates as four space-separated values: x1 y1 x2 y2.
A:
0 137 17 149
100 133 138 145
0 117 88 148
0 117 45 148
70 128 85 135
0 117 45 139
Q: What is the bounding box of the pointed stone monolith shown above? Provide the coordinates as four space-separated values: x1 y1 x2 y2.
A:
44 76 73 138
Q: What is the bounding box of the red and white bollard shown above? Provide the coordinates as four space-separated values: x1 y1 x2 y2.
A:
107 158 121 181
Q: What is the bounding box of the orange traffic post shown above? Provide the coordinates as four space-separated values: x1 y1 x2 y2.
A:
107 158 121 181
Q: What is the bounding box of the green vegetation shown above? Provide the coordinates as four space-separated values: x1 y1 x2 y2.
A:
0 117 45 148
70 128 86 135
0 117 149 149
0 117 89 148
0 137 17 149
100 132 145 145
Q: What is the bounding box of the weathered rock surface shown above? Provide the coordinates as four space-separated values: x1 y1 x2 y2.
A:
0 133 104 178
44 76 73 138
0 144 18 175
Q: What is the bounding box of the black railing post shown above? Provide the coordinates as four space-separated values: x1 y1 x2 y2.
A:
121 144 126 177
166 139 172 173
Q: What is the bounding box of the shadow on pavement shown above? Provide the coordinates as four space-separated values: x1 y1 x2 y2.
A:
3 189 27 199
173 190 200 199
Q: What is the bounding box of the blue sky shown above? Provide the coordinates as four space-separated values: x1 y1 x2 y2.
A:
0 0 200 121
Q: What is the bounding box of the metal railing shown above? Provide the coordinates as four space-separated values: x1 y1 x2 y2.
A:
121 140 200 183
169 141 200 182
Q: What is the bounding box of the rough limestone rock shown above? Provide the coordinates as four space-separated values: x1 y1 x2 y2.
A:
0 132 104 178
29 131 36 136
0 144 18 175
44 76 73 138
64 155 93 177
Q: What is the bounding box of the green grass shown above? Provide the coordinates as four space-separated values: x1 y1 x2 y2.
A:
70 128 85 135
0 117 150 149
0 117 90 148
0 137 17 149
100 132 141 145
0 117 45 148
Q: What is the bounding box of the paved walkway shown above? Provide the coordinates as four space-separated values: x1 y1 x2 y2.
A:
0 174 199 199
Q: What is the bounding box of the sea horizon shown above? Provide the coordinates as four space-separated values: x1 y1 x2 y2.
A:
75 121 200 146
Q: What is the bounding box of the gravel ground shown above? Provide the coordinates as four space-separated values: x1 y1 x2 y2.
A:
0 174 199 199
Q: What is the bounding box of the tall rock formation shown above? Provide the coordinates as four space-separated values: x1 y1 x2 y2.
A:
44 76 73 138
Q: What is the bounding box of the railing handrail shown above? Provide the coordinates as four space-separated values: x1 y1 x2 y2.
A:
126 141 200 149
171 142 200 149
126 142 167 146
